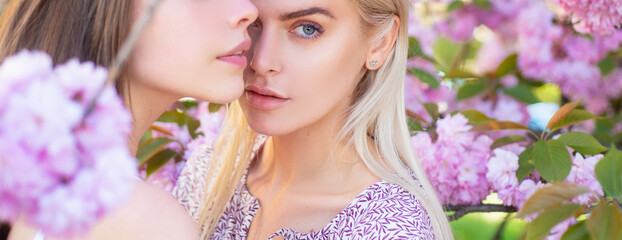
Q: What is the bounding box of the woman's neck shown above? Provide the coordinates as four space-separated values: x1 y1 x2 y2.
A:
124 80 180 156
252 110 379 195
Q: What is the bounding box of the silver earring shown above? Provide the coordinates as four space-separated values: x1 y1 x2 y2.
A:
370 60 378 68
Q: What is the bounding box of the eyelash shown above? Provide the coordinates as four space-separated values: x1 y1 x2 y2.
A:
291 21 324 40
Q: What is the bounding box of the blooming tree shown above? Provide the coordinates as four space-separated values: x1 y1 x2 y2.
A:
401 0 622 239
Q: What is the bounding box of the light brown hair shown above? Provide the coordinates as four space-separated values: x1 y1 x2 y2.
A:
0 0 132 93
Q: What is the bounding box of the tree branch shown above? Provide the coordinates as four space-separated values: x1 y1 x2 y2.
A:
444 204 518 221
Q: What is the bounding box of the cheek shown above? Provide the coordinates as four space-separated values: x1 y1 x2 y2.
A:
288 36 365 109
128 3 238 100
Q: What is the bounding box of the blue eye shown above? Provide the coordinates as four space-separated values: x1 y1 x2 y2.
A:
292 23 323 39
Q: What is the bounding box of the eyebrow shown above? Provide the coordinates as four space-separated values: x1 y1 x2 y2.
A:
279 7 336 21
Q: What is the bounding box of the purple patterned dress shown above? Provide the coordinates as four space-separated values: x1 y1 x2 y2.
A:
173 143 435 240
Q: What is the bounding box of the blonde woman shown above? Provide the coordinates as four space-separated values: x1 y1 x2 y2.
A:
174 0 454 239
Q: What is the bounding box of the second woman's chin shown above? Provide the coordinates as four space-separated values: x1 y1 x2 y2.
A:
239 102 292 137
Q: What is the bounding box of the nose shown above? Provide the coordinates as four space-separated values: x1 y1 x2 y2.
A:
249 26 281 77
230 0 258 29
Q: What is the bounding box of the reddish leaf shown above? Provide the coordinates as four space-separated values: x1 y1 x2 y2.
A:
471 121 529 132
546 101 581 131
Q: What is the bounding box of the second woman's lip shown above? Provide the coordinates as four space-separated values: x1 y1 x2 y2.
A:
244 86 289 111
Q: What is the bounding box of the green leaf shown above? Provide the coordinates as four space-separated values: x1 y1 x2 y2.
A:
526 204 581 240
597 55 617 76
491 135 527 150
447 1 464 11
495 54 518 77
408 118 424 132
139 129 153 144
181 100 199 109
549 109 596 132
433 37 461 72
517 183 590 218
471 121 529 131
458 109 495 125
444 69 479 79
533 83 561 104
533 140 572 183
408 37 424 59
406 109 429 124
136 137 174 163
561 221 590 240
456 79 488 101
186 116 201 139
503 84 540 104
145 149 178 178
208 103 222 113
157 110 185 123
408 68 439 89
557 132 608 155
473 0 492 8
422 102 440 120
595 144 622 199
586 200 622 240
516 146 535 182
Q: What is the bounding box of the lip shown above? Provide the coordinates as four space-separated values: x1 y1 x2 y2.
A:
244 85 289 110
217 39 251 67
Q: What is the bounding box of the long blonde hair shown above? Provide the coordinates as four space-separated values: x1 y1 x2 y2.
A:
198 0 454 239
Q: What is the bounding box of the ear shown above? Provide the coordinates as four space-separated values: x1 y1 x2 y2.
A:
365 15 400 70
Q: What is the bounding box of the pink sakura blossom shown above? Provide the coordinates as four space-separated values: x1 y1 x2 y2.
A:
562 35 605 63
140 160 185 193
553 0 622 35
602 69 622 99
474 34 510 75
516 1 563 80
565 153 604 205
0 50 135 237
435 7 480 42
408 10 438 57
546 218 577 240
413 114 493 205
486 147 547 210
404 58 455 121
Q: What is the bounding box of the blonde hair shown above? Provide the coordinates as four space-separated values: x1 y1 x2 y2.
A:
198 0 454 239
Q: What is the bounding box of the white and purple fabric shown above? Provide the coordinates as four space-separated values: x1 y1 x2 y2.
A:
174 140 435 239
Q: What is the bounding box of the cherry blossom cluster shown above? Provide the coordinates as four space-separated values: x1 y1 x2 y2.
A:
0 50 136 237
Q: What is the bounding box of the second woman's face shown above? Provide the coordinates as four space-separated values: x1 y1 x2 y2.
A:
240 0 371 136
130 0 258 104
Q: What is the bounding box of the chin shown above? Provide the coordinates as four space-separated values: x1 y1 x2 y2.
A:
204 79 245 103
245 116 292 137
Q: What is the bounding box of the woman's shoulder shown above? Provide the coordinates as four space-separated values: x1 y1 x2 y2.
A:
335 180 435 239
9 180 199 240
115 180 199 239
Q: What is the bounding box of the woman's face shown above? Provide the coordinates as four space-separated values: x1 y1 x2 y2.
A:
240 0 372 136
129 0 258 104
